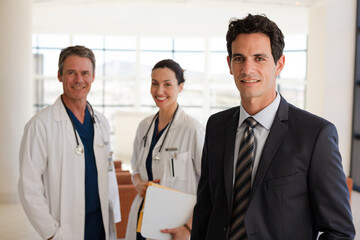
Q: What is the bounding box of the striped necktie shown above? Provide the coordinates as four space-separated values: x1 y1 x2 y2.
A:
229 117 257 240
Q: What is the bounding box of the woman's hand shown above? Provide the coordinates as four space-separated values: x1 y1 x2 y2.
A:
160 225 190 240
133 174 160 198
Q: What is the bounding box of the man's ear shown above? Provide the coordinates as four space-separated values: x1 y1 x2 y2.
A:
227 55 233 75
57 71 62 82
275 55 285 76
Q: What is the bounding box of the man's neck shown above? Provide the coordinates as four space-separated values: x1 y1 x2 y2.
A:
62 95 87 124
241 93 277 116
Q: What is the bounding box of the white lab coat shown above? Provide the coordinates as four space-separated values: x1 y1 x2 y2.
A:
18 96 121 240
125 107 204 240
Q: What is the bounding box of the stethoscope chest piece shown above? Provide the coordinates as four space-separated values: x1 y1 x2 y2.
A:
75 145 84 155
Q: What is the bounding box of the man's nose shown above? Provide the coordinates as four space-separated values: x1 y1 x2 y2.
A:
74 72 82 82
242 60 255 75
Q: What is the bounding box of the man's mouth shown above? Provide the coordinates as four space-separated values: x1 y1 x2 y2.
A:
241 79 259 83
72 85 86 90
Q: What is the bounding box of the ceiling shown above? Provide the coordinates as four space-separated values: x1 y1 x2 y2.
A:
32 0 329 36
32 0 328 7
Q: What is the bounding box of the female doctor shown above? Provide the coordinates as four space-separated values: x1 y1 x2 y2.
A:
125 59 204 240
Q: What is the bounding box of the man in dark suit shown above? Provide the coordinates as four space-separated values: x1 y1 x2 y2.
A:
191 14 355 239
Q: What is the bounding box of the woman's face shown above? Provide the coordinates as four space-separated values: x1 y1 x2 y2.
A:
150 67 183 111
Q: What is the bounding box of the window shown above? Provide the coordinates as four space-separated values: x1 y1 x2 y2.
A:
32 33 307 164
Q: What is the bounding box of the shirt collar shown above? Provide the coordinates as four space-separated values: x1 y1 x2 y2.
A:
239 92 281 130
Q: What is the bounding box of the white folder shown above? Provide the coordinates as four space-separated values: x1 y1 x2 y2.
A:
138 183 196 240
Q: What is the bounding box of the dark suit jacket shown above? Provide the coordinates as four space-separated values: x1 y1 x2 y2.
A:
191 97 355 240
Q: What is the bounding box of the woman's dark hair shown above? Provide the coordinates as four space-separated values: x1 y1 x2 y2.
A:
226 14 285 63
152 59 185 85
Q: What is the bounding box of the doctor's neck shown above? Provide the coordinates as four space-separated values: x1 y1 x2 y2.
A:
158 103 178 126
62 94 87 124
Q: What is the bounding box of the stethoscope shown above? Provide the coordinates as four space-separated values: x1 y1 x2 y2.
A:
142 104 179 162
61 95 96 155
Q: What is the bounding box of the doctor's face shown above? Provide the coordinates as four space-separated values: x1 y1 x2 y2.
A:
151 67 183 112
227 33 284 107
58 55 95 104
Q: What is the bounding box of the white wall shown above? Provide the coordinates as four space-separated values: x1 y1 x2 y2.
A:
307 0 356 175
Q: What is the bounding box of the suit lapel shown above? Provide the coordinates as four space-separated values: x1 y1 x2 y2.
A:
224 108 240 210
250 97 289 201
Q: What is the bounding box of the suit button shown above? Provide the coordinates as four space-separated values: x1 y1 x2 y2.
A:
224 226 227 232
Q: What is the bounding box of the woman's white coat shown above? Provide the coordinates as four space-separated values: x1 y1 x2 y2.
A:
125 107 204 239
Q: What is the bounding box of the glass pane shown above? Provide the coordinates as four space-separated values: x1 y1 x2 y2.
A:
284 34 307 51
173 52 204 79
37 49 61 77
104 51 136 77
140 37 173 50
209 52 229 78
73 35 104 49
209 37 227 52
105 36 136 50
139 52 173 78
210 82 240 108
93 50 104 76
140 82 155 107
87 77 104 105
179 87 204 106
38 34 70 48
281 51 307 79
104 78 135 105
43 78 62 104
278 84 305 109
174 38 205 51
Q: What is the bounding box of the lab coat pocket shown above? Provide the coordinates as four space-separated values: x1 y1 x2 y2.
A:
169 152 189 179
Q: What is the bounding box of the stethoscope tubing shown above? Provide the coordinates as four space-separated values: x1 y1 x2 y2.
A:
142 104 179 154
60 95 96 155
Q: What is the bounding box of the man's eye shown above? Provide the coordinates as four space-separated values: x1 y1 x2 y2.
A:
233 57 243 62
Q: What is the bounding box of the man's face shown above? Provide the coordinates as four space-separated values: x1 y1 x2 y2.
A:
227 33 284 106
58 55 94 104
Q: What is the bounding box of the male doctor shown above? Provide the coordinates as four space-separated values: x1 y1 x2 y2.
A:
18 45 120 240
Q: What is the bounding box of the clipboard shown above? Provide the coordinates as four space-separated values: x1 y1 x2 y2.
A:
137 182 196 240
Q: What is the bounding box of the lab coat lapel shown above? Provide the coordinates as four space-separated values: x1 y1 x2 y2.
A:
53 96 78 143
224 108 240 211
249 97 289 201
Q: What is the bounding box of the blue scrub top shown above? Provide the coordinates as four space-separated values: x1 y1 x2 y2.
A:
66 106 105 240
145 117 168 181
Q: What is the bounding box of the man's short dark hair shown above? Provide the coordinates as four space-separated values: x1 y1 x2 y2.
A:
226 14 285 63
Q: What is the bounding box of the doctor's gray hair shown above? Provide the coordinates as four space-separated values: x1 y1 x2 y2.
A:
152 59 185 85
58 45 96 75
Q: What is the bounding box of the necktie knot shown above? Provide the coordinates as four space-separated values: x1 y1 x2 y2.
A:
245 117 257 129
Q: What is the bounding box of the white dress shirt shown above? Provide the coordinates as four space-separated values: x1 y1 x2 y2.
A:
233 93 281 185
